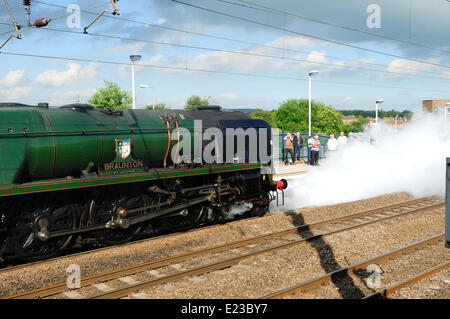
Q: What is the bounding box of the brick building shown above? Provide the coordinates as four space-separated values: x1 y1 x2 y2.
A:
423 100 450 114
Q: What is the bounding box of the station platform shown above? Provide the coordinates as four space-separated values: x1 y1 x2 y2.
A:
273 161 310 179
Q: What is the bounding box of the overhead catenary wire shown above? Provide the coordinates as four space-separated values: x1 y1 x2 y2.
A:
43 1 112 22
27 0 450 78
1 21 450 83
219 0 450 56
1 1 449 93
0 29 14 37
1 50 450 94
169 0 450 71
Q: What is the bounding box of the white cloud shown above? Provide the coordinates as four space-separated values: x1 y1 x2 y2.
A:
386 58 438 75
49 88 97 105
306 50 328 63
35 62 99 87
145 18 166 28
0 86 32 100
342 96 353 103
78 63 99 81
0 69 26 87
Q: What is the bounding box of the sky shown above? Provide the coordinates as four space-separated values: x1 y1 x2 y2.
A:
1 0 450 111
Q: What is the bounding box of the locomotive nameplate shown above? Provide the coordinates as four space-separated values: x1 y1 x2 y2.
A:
99 139 146 175
103 160 144 171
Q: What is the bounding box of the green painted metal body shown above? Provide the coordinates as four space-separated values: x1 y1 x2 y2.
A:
0 105 194 188
0 162 265 197
0 105 270 198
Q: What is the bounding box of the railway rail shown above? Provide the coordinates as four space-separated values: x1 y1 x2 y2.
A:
0 214 260 274
262 233 448 299
3 197 442 299
363 259 450 299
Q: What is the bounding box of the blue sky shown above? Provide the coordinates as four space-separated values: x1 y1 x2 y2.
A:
1 0 450 111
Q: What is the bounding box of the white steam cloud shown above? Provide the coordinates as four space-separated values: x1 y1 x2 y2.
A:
224 203 253 220
272 113 450 210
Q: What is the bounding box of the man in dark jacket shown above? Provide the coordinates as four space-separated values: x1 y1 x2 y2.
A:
293 132 303 163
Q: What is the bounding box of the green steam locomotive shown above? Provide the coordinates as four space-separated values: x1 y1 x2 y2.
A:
0 103 286 262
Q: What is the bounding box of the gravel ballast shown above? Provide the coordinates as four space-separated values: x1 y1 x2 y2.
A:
0 192 444 298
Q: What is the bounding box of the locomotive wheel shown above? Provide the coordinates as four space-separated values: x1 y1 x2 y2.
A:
87 191 151 245
5 197 80 261
248 193 270 217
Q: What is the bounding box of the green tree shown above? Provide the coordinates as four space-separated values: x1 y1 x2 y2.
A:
342 116 369 134
249 109 275 127
184 95 211 111
145 103 169 110
88 81 132 109
315 105 344 136
273 99 343 135
273 99 310 132
339 109 413 120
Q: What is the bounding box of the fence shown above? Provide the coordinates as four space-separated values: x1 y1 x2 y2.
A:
272 129 330 162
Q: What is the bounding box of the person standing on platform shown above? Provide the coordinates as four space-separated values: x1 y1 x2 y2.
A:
293 132 303 163
327 134 339 152
338 131 347 147
283 132 294 165
311 135 321 166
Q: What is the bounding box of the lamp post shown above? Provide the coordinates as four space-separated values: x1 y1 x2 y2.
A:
308 70 319 165
308 70 319 137
375 99 384 142
130 55 142 109
140 84 155 110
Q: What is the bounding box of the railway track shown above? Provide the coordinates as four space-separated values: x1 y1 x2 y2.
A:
0 214 260 274
363 259 450 299
262 233 448 299
4 197 442 299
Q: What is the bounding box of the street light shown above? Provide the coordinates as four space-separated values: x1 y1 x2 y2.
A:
130 54 142 109
375 99 384 142
308 70 319 137
140 84 155 110
308 70 319 165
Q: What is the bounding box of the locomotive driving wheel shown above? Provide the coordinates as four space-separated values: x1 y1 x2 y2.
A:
86 189 151 245
4 196 80 261
248 193 271 217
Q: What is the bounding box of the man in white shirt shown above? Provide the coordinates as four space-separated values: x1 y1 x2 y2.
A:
327 134 339 151
337 131 347 146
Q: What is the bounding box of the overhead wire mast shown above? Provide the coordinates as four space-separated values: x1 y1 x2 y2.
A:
83 0 119 34
1 0 51 50
24 0 51 28
0 0 22 50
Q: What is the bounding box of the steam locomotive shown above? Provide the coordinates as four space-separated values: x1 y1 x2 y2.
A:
0 103 286 262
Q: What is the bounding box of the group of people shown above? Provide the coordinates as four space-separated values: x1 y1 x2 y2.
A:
282 132 303 165
283 131 349 166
